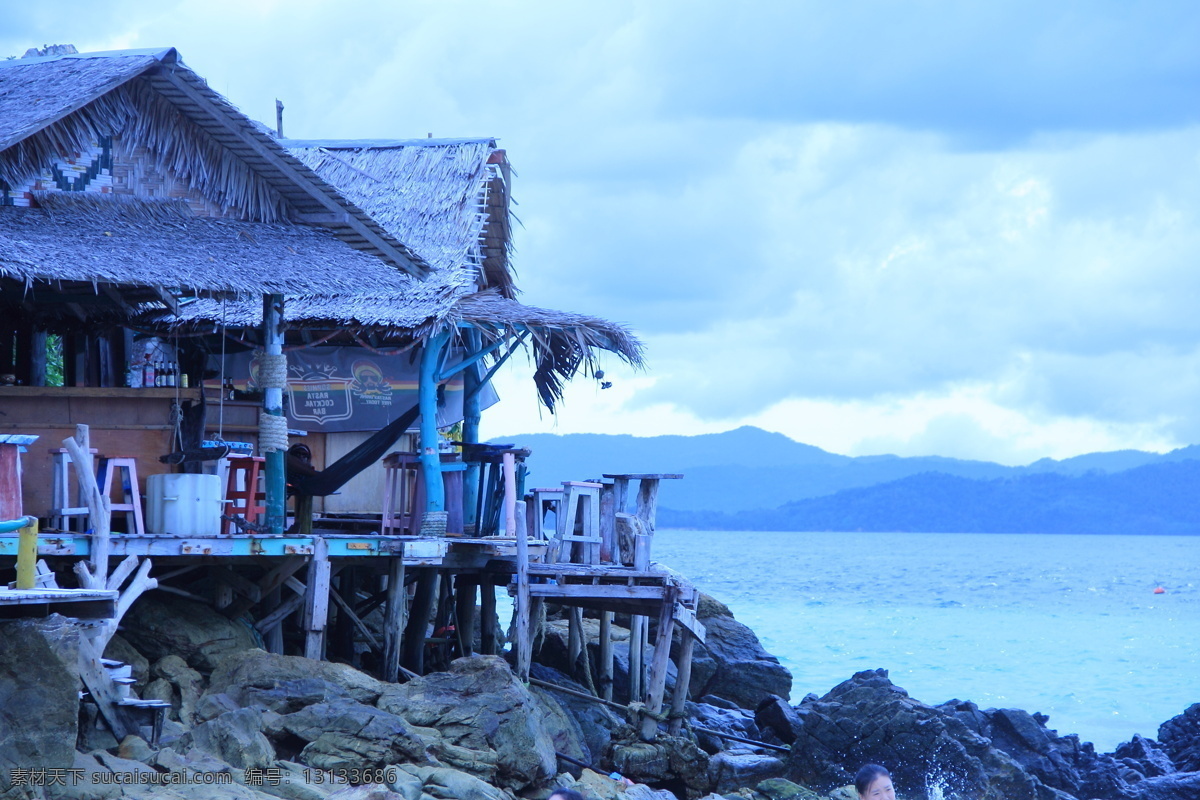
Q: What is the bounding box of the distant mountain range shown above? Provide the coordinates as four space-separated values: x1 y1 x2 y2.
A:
489 426 1200 534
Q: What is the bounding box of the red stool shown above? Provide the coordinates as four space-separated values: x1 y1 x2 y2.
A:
97 457 146 536
222 456 266 535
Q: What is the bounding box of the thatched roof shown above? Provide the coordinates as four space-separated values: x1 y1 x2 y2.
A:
0 48 429 278
150 288 644 410
282 138 513 296
0 193 415 296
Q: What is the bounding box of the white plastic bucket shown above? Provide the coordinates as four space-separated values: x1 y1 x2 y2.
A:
146 473 222 536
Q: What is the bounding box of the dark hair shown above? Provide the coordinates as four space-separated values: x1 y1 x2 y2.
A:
855 764 891 795
549 790 586 800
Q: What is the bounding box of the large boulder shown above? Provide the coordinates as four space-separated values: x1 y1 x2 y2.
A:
207 649 389 709
756 695 805 745
190 707 277 770
530 663 625 769
0 616 80 796
152 654 206 724
377 655 556 791
784 669 1045 799
266 698 436 773
707 752 786 794
609 736 711 794
1159 703 1200 772
390 764 508 800
121 594 258 672
681 594 791 709
688 700 761 755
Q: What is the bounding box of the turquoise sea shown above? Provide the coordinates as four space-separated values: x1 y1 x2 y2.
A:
653 530 1199 752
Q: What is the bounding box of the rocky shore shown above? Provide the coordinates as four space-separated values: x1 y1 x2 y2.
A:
1 591 1197 800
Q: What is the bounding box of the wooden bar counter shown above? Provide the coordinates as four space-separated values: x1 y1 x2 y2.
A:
0 386 203 529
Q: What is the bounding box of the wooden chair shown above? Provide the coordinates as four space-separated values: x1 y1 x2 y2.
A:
222 455 266 535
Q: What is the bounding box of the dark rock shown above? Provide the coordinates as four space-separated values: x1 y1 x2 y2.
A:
206 649 387 708
392 764 508 800
1129 771 1200 800
103 632 150 689
707 752 785 793
682 594 791 710
754 777 826 800
266 698 436 773
1158 703 1200 772
689 701 761 754
783 668 1043 799
376 655 556 791
190 707 277 770
529 663 625 769
987 708 1081 795
609 735 711 795
0 616 80 795
195 692 240 723
755 695 804 745
1114 735 1175 779
122 594 258 672
152 653 205 724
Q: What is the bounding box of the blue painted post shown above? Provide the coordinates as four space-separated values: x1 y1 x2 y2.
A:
462 330 482 532
263 294 286 536
419 330 451 523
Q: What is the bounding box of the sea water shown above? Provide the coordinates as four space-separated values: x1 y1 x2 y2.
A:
652 530 1199 752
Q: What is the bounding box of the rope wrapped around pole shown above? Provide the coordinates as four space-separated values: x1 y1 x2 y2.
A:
257 353 289 390
258 412 290 454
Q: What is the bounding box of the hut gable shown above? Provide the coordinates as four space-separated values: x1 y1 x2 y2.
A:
283 139 513 295
0 48 429 278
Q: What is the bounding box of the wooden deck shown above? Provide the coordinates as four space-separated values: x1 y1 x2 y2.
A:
0 587 117 619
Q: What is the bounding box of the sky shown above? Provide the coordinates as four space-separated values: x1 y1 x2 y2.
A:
5 1 1200 465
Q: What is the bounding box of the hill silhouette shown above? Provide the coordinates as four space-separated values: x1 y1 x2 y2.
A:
491 427 1200 534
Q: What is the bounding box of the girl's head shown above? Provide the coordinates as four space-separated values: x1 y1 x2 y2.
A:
855 764 895 800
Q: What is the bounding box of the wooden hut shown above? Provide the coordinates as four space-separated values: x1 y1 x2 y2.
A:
0 48 699 743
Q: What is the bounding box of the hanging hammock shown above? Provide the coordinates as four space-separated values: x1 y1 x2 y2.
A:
286 402 421 497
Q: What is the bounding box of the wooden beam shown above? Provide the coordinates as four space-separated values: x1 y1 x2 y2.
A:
454 575 477 657
303 537 331 660
383 556 406 682
668 634 696 736
599 611 614 702
479 578 497 656
640 588 678 740
401 570 439 674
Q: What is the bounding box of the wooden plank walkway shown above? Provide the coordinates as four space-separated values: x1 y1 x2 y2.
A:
0 587 117 619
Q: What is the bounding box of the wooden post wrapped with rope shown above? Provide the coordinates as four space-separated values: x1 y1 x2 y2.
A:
260 294 288 537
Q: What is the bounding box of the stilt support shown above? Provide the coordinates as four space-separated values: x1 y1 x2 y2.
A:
383 557 407 682
303 537 331 660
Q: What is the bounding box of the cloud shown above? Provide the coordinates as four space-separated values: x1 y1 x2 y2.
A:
4 1 1199 460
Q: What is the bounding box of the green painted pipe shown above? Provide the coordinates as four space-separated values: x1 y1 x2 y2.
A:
0 516 36 533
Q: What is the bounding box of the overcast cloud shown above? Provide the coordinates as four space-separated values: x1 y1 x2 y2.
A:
4 1 1199 463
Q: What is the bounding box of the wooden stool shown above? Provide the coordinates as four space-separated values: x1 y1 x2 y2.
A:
97 457 146 536
49 447 98 532
222 456 266 535
381 452 421 535
525 487 563 541
556 481 602 565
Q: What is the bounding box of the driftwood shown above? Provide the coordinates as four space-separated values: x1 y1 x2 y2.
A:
64 425 157 650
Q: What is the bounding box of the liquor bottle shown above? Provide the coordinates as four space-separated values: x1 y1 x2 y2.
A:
143 355 155 389
166 362 175 388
